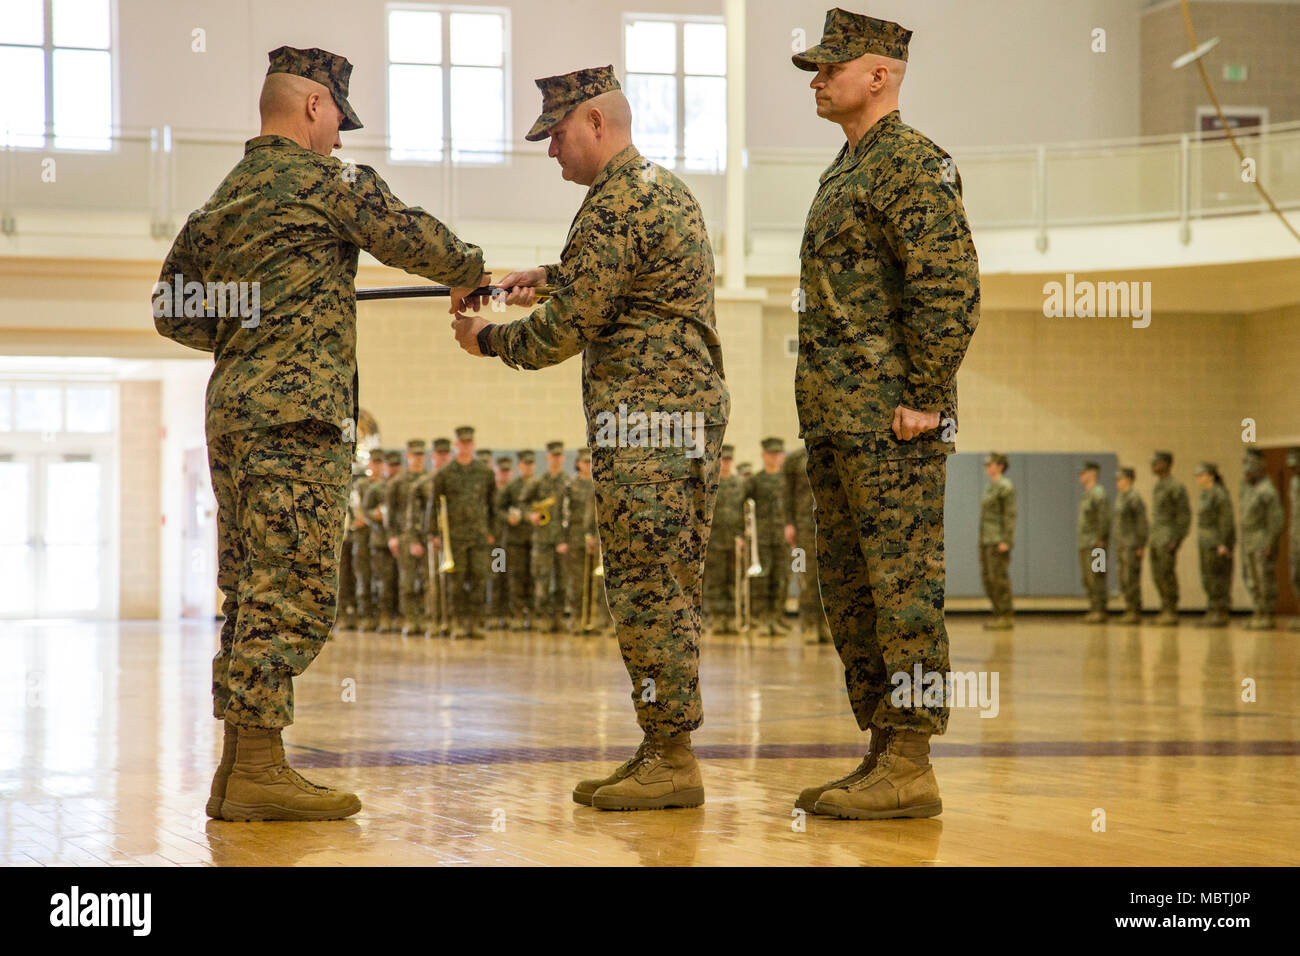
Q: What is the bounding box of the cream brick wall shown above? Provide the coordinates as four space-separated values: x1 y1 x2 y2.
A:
118 380 162 618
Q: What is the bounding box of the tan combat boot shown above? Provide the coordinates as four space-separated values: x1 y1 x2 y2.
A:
795 724 888 813
1082 610 1108 624
572 739 650 806
1247 615 1276 630
813 728 942 820
220 725 361 822
590 733 704 810
205 721 237 818
1156 607 1179 626
1117 609 1142 625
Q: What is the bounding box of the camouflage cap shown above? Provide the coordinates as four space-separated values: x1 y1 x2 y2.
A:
721 444 735 459
525 65 621 142
1195 461 1217 476
495 455 514 468
519 450 536 464
1151 450 1173 465
384 449 403 465
1119 466 1136 481
546 440 565 454
476 449 492 462
406 439 426 455
1243 448 1265 467
266 46 363 131
576 448 592 463
1287 448 1300 468
792 9 912 71
432 437 452 453
984 452 1008 468
456 425 476 441
761 437 785 452
1080 460 1100 473
351 463 366 478
738 462 754 475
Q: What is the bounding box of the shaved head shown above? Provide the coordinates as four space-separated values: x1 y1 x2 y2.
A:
809 51 907 147
258 72 344 156
583 90 632 136
545 89 635 186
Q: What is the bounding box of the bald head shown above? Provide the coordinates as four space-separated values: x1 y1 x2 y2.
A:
809 52 907 147
258 72 344 156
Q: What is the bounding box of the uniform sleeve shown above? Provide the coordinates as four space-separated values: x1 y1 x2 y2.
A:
1136 499 1150 547
327 165 484 289
878 170 980 413
488 205 634 370
1001 485 1017 546
153 222 216 352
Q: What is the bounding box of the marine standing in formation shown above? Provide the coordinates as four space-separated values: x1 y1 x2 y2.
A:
526 441 571 633
490 454 516 629
349 454 377 630
744 437 791 636
337 463 365 631
367 450 402 632
389 439 429 636
783 445 829 642
703 444 743 634
1194 461 1234 628
1113 467 1149 625
454 64 729 810
430 426 496 638
1239 448 1285 630
786 11 979 821
1148 451 1191 626
154 45 485 821
500 450 537 628
565 448 612 632
1077 461 1111 622
978 452 1015 629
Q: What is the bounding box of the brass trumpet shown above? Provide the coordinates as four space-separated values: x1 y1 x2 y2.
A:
531 496 557 526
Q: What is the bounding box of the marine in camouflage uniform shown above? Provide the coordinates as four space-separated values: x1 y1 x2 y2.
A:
784 13 978 821
335 463 365 630
565 448 613 632
366 450 402 631
459 65 729 810
489 454 515 628
1077 461 1112 622
349 454 377 628
430 426 496 638
703 445 743 634
1113 467 1149 624
500 451 537 628
744 437 792 636
526 441 572 633
1194 461 1234 628
389 439 429 635
783 445 829 643
978 452 1015 628
409 437 452 636
1148 450 1191 626
1289 450 1300 633
153 45 484 821
1240 449 1285 629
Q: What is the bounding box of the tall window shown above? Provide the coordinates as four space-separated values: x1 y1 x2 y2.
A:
0 0 114 150
387 4 508 164
624 15 725 172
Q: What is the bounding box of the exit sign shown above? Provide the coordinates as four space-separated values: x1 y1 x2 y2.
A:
1223 63 1248 81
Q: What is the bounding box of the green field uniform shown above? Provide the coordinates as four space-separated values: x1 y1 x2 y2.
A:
784 448 827 638
155 124 482 727
744 468 790 632
388 461 429 632
1077 483 1111 614
431 458 496 635
978 475 1016 618
1113 488 1149 615
1240 472 1284 619
499 473 536 625
365 466 399 627
526 469 571 628
1197 482 1235 616
703 471 745 629
1149 476 1191 613
349 472 374 624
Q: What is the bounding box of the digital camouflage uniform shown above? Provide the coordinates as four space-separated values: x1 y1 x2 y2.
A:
744 457 790 634
349 466 374 626
703 455 744 631
1197 475 1235 620
499 468 536 625
1240 456 1285 624
336 466 364 627
1113 483 1149 617
1149 471 1191 616
483 139 729 736
565 458 613 631
154 117 483 729
783 447 827 639
1077 479 1111 616
430 456 496 636
366 453 401 629
795 106 978 737
526 461 571 630
388 445 429 634
490 462 513 625
978 469 1016 620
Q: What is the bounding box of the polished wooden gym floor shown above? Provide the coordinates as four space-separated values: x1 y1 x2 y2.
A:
3 613 1297 866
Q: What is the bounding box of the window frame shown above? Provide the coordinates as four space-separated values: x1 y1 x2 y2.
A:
384 1 512 167
0 0 120 153
621 11 726 173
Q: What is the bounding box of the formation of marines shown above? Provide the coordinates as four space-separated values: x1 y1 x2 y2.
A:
977 449 1300 630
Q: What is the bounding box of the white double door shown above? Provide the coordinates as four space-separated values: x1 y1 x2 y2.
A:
0 443 116 618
